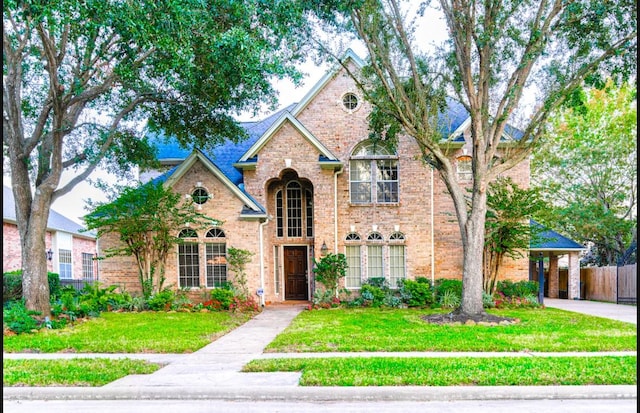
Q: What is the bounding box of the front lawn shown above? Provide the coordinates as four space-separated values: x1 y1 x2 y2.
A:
3 311 253 353
264 307 637 352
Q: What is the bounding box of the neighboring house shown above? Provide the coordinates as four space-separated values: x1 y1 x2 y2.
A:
3 185 98 282
98 50 533 305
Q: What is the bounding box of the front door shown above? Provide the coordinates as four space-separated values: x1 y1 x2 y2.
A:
284 246 308 300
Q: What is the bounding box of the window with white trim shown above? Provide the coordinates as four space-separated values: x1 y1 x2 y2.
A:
275 182 313 238
388 232 406 288
82 253 94 279
457 155 472 182
366 232 384 279
349 141 398 204
345 233 362 288
205 228 227 287
58 249 72 279
178 228 199 288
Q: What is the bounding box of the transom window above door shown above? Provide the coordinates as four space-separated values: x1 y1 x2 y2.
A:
349 141 399 204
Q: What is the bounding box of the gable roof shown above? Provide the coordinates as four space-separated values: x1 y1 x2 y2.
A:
530 219 585 252
236 111 340 167
3 185 96 239
158 150 267 219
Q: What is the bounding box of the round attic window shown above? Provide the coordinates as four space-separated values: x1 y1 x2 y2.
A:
192 187 210 205
342 92 360 113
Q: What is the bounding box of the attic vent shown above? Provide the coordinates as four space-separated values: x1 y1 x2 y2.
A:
341 92 360 113
192 187 210 205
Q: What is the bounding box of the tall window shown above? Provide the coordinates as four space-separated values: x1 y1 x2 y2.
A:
82 253 94 279
178 228 199 288
457 155 472 182
286 182 302 237
276 190 284 237
345 233 362 288
58 249 72 279
388 232 406 288
366 232 384 279
276 182 313 238
350 141 398 204
205 228 227 287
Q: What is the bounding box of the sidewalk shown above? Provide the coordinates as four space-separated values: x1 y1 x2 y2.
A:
3 301 637 402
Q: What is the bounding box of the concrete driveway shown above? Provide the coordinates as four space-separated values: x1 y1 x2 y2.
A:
544 298 637 324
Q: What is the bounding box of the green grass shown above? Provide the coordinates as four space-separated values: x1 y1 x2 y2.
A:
3 358 161 387
243 356 637 386
3 307 637 387
3 311 252 353
264 307 637 352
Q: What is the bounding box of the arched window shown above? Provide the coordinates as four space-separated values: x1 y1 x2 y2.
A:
349 141 398 204
388 232 406 288
367 232 384 279
345 233 362 288
457 155 472 182
275 182 313 239
178 228 199 288
205 228 227 288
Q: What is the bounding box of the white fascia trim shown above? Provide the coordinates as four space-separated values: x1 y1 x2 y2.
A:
291 49 366 118
164 150 264 213
239 112 339 162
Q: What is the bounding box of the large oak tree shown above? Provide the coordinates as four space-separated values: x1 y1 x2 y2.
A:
3 0 316 316
312 0 636 318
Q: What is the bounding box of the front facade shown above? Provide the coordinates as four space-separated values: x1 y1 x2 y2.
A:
99 51 530 304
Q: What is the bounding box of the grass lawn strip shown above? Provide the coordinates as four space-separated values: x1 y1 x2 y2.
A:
3 358 161 387
242 356 637 386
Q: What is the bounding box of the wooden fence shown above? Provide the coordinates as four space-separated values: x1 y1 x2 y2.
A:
580 264 637 304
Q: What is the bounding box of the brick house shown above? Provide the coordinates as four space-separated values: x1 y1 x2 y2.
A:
3 185 98 282
97 50 534 305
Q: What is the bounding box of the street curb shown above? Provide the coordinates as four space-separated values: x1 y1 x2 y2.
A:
3 385 637 401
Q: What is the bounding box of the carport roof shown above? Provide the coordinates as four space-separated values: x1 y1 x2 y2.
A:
530 219 585 252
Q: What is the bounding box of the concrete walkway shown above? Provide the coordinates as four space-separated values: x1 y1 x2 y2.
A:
3 300 637 402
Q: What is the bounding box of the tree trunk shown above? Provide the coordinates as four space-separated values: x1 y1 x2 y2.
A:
18 188 54 318
460 213 486 315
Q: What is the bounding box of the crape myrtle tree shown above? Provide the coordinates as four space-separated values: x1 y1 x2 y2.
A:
83 181 219 298
310 0 636 319
484 177 545 295
533 82 637 266
3 0 318 316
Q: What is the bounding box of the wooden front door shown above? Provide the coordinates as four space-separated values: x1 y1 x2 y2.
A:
284 246 308 300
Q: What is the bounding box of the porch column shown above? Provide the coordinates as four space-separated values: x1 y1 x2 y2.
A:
547 254 559 298
568 252 580 300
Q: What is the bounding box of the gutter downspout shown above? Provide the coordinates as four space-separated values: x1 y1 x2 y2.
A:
430 167 435 287
334 166 344 254
259 218 269 307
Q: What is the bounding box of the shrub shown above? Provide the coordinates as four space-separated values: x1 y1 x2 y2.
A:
3 301 41 334
313 253 348 297
360 284 385 307
147 289 175 311
3 270 62 303
398 278 433 307
435 278 462 304
438 289 461 309
210 288 235 310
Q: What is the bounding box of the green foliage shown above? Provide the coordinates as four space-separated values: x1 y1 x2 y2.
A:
3 271 23 304
434 279 463 304
484 177 545 294
3 301 42 334
398 278 434 308
496 280 539 298
359 284 386 307
210 288 235 310
84 181 220 297
313 253 348 297
533 82 637 266
438 290 461 309
147 289 176 311
227 247 254 298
